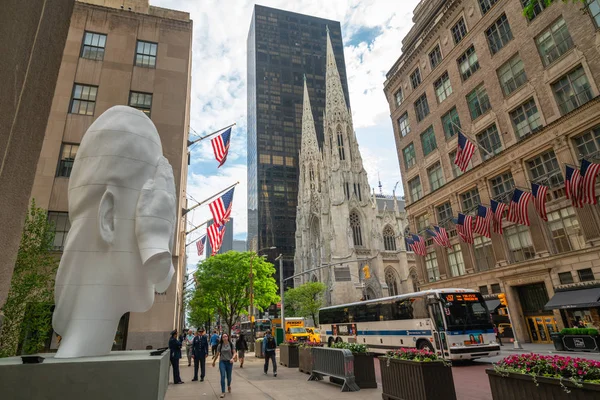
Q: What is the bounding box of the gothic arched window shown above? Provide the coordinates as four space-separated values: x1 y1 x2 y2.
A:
350 211 362 246
337 127 346 161
346 127 353 162
383 225 396 251
309 165 316 190
385 267 400 297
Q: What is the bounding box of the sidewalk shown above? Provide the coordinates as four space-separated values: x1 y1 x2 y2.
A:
165 351 382 400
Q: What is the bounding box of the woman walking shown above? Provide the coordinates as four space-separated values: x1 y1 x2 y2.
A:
212 333 237 398
235 333 248 368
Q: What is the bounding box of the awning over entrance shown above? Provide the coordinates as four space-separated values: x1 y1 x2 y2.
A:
544 287 600 310
485 299 501 311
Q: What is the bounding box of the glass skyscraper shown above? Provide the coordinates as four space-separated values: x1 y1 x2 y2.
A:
247 5 349 288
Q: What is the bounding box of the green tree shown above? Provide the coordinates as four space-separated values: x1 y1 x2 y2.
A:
187 287 214 331
190 251 279 336
284 282 327 325
0 200 59 357
523 0 585 18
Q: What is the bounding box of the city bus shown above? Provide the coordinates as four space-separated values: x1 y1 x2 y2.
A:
318 288 501 360
239 319 272 339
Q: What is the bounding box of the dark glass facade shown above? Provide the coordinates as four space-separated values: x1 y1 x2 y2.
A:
247 5 349 289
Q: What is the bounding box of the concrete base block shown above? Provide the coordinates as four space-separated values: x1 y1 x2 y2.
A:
0 350 169 400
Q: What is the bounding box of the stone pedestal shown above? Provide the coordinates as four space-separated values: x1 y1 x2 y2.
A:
0 350 169 400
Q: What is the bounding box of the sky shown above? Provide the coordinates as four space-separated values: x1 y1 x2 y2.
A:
152 0 421 269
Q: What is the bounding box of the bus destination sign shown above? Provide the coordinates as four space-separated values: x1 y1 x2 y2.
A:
442 293 479 302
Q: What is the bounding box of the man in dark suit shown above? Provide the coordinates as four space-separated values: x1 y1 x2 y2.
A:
191 327 209 382
169 329 184 384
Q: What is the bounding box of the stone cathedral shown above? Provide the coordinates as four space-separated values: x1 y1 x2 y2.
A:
293 30 417 306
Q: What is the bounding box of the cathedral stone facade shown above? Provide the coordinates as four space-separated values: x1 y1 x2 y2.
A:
293 29 416 306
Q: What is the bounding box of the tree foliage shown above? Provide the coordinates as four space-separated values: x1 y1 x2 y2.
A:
0 200 59 357
522 0 585 18
189 251 279 336
284 282 327 325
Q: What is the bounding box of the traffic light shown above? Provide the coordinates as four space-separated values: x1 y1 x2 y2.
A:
498 293 508 306
362 265 371 279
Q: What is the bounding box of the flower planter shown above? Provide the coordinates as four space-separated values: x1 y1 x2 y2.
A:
379 357 456 400
298 347 313 374
353 353 377 389
562 335 600 352
487 369 600 400
280 344 299 368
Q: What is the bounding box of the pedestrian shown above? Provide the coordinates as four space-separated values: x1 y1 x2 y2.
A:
211 329 219 356
263 330 277 377
212 332 237 398
192 327 209 382
185 329 194 366
236 332 248 368
493 324 503 346
169 330 184 384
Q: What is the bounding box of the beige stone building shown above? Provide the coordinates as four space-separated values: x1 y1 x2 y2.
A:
384 0 600 344
29 0 192 350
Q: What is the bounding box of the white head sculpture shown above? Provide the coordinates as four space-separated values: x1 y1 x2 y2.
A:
52 106 176 358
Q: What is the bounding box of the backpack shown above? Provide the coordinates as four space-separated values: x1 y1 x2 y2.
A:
266 336 276 350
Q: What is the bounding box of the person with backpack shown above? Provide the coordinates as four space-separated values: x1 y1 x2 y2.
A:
212 333 237 398
262 331 277 377
210 330 220 356
235 333 248 368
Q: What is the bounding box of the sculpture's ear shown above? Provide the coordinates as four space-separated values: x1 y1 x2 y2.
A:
98 189 115 245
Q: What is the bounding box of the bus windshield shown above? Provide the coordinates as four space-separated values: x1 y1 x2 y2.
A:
290 327 307 334
255 320 272 332
440 293 492 331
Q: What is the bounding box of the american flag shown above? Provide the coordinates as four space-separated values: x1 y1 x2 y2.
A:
507 189 533 226
196 235 206 257
211 127 232 167
209 187 235 227
531 183 548 221
434 225 452 248
490 200 506 234
455 214 474 244
580 158 600 205
207 224 226 255
405 236 414 252
454 131 476 172
473 205 492 238
565 165 584 208
411 234 427 256
427 228 449 249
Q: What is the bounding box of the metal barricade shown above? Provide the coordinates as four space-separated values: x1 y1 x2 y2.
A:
308 347 360 392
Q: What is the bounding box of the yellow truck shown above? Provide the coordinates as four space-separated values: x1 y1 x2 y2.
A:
272 317 311 343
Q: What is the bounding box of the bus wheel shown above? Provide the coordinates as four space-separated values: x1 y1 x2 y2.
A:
417 340 434 352
335 337 343 343
327 337 334 347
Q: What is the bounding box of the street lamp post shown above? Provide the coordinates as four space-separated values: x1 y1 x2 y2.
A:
249 246 276 340
275 254 284 343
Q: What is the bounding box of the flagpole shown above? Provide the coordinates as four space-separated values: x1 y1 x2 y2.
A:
450 121 493 158
185 217 213 243
183 181 239 216
187 123 236 147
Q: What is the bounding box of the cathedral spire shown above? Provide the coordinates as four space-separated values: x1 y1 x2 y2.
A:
300 77 320 162
325 28 348 114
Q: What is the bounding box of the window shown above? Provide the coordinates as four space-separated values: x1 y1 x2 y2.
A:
479 285 489 295
521 0 548 21
414 94 430 122
429 45 442 69
573 126 600 158
474 236 495 271
398 113 410 137
135 40 158 68
403 143 416 169
409 176 423 202
69 84 97 115
436 201 453 223
394 88 404 107
410 68 422 89
552 66 593 115
476 124 502 160
354 183 362 201
344 182 351 200
505 225 535 262
48 211 71 251
129 91 153 117
350 211 363 247
490 172 515 201
526 150 564 188
486 14 513 55
56 144 79 178
383 226 397 251
558 272 574 285
448 244 466 277
425 251 440 282
449 151 464 177
589 0 600 27
428 162 445 191
536 18 574 66
578 268 595 282
385 268 400 296
457 46 479 81
460 188 481 212
451 18 468 45
81 31 107 61
420 126 437 156
548 207 585 253
467 85 491 120
479 0 499 14
510 98 542 139
434 72 453 103
417 214 429 233
498 55 527 96
491 283 501 294
337 128 346 161
442 107 461 139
